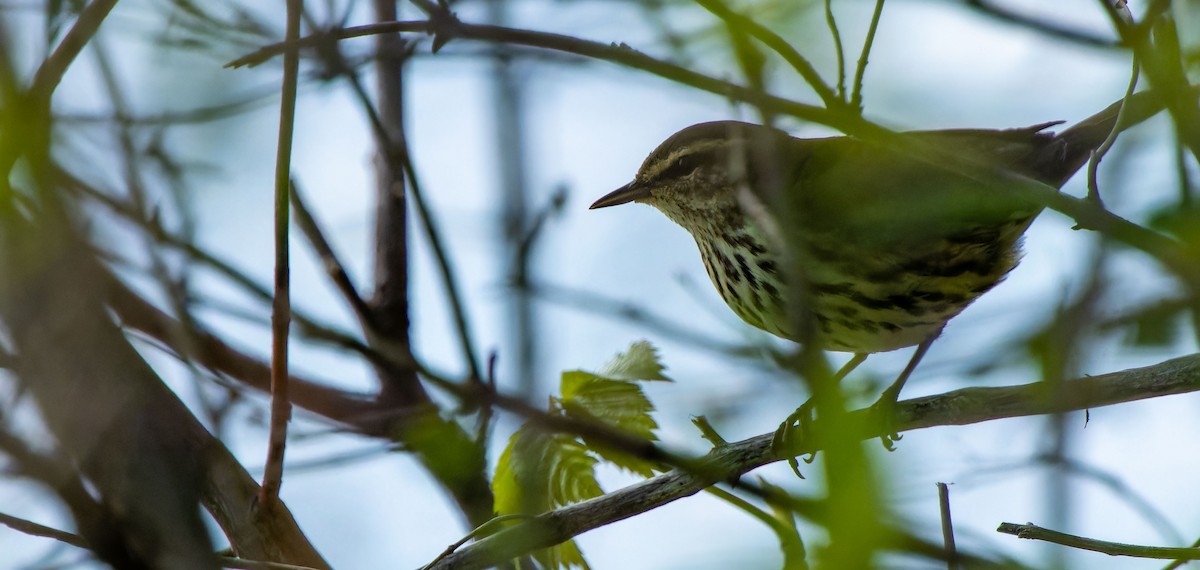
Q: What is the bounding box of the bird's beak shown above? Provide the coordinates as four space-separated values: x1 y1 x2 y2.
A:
589 182 650 209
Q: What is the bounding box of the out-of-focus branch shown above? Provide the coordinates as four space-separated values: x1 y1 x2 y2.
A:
962 0 1120 49
261 0 303 507
997 522 1200 560
226 18 859 134
850 0 886 111
0 511 327 570
26 0 118 103
528 280 762 358
426 354 1200 570
694 0 842 109
290 181 373 330
0 224 327 568
107 278 390 431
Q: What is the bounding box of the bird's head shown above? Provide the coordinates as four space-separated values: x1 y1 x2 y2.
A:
590 121 794 229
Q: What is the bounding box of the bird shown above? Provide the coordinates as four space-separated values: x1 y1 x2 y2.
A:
589 90 1172 446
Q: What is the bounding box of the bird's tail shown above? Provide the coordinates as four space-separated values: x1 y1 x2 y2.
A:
1051 86 1197 185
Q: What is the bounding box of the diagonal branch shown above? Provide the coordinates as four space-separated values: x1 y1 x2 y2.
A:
961 0 1119 49
426 354 1200 570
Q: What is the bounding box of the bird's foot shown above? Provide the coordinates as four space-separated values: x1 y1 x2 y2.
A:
772 397 817 478
868 386 904 451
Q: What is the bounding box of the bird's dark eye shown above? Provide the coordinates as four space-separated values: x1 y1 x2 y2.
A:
662 154 699 179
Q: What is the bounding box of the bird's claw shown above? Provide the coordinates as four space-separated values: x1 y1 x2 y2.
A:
772 398 817 477
869 387 904 451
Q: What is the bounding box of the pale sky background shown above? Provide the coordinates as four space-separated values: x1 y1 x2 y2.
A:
3 0 1200 568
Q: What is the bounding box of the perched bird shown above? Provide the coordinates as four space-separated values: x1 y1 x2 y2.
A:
590 91 1170 437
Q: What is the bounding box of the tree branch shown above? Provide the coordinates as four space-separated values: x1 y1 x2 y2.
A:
997 522 1200 560
427 354 1200 570
961 0 1119 49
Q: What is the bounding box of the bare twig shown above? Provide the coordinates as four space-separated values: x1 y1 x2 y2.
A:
226 19 852 133
937 483 958 570
0 511 89 549
529 280 763 358
261 0 304 506
705 486 808 570
1086 60 1140 204
997 522 1200 560
1102 4 1200 164
694 0 842 109
289 181 372 327
27 0 118 103
849 0 885 111
0 511 321 570
824 0 847 100
318 12 485 388
397 135 485 382
962 0 1119 48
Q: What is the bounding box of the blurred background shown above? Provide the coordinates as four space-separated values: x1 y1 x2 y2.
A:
1 0 1199 568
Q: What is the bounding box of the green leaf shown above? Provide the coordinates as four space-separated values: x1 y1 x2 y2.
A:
560 373 659 440
491 341 673 567
597 340 672 382
560 373 659 476
493 428 603 516
493 428 599 569
533 537 592 570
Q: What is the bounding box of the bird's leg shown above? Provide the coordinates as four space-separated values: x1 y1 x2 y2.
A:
871 330 941 450
773 353 868 474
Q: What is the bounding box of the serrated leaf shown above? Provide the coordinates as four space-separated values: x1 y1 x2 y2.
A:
493 428 603 517
533 537 592 570
581 438 656 478
493 428 600 570
560 375 658 440
597 340 672 382
560 373 659 476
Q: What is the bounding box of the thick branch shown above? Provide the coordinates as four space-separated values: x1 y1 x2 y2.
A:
428 354 1200 570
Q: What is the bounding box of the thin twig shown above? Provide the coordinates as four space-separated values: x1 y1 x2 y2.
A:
1086 60 1140 204
261 0 304 506
397 139 485 382
997 522 1200 560
418 514 535 570
528 280 762 357
937 483 958 570
61 170 381 364
824 0 847 100
1101 2 1200 165
0 510 322 570
219 558 325 570
705 486 808 570
289 180 373 327
693 0 842 109
27 0 118 103
0 0 118 202
321 29 485 385
961 0 1119 49
849 0 885 112
0 511 89 549
225 19 855 133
